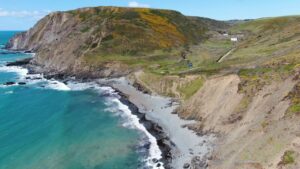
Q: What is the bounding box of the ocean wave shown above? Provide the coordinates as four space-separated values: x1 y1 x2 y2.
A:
0 66 28 77
67 81 118 97
67 81 164 169
0 65 70 91
0 65 164 168
46 80 71 91
105 97 164 169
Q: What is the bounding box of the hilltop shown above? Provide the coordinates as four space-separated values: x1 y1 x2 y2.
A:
6 6 227 78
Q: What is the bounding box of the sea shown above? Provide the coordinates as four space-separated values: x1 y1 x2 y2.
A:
0 31 163 169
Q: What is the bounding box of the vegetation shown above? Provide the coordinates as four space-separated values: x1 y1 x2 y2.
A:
62 6 232 77
136 71 204 99
286 82 300 116
223 16 300 68
280 150 296 165
67 8 300 106
67 7 220 57
177 77 204 100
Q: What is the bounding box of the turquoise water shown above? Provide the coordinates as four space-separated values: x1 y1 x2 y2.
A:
0 32 149 169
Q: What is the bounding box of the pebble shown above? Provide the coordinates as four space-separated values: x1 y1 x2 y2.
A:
183 163 190 168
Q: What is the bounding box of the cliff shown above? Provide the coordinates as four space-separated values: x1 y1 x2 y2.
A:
130 16 300 169
6 6 227 78
6 6 300 169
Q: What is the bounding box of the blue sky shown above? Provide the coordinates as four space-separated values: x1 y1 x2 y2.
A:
0 0 300 30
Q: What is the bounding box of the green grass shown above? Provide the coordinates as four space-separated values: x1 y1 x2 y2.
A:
289 104 300 114
224 15 300 68
286 82 300 116
177 77 204 100
202 39 232 49
80 27 90 33
281 151 295 165
239 67 273 77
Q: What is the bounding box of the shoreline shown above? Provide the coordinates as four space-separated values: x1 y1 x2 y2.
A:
4 57 173 169
116 90 173 169
5 57 215 169
98 78 215 169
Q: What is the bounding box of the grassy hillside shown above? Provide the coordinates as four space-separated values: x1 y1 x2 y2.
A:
162 16 300 77
129 16 300 102
65 7 227 67
7 6 228 77
62 7 229 75
227 16 300 67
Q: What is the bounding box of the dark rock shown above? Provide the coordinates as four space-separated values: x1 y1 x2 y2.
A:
183 163 190 168
24 50 32 53
18 82 26 85
142 142 151 150
191 156 208 169
156 163 161 167
133 82 151 94
32 77 42 80
4 82 15 85
6 58 32 66
140 114 147 121
171 111 177 114
152 158 159 163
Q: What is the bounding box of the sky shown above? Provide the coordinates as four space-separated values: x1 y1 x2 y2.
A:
0 0 300 30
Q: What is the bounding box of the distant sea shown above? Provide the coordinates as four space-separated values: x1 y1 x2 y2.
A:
0 31 163 169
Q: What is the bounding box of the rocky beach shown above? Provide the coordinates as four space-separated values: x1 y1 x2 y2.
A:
5 57 215 169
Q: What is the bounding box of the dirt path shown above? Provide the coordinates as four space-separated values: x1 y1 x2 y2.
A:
217 48 236 63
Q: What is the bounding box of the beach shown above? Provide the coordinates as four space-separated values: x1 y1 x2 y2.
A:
98 77 215 169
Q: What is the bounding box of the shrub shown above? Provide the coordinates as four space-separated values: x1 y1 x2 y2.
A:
280 150 295 165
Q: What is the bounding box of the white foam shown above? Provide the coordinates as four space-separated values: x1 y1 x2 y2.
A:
4 91 13 94
67 82 117 96
67 81 97 91
46 80 70 91
0 84 18 88
0 64 71 91
106 97 164 169
67 82 165 168
0 66 28 77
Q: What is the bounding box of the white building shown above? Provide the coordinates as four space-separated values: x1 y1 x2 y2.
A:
231 37 238 42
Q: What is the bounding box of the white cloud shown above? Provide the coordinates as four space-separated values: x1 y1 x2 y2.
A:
0 8 51 19
128 1 150 8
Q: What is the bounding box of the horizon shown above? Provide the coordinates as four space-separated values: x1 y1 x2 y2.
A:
0 0 300 30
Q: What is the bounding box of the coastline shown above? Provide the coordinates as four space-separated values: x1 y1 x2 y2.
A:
98 78 215 169
5 57 215 169
116 90 173 169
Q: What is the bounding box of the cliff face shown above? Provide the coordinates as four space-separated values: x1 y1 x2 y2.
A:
8 12 86 73
177 73 300 169
6 7 227 78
